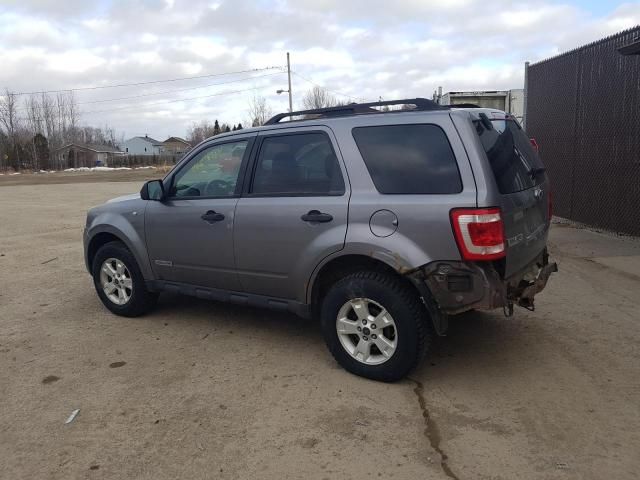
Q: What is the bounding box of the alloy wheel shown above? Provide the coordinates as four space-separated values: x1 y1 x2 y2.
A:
99 257 133 305
335 297 397 365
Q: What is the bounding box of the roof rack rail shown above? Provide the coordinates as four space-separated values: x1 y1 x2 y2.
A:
264 97 447 125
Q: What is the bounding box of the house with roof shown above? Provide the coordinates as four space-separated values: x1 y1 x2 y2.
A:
51 143 125 169
161 136 192 155
122 135 163 155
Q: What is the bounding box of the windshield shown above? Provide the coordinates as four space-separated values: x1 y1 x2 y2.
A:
475 117 545 194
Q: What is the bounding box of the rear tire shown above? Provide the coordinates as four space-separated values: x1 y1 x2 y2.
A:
320 271 431 382
92 241 158 317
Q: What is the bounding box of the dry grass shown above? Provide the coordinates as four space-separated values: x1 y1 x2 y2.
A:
0 169 159 186
155 164 174 175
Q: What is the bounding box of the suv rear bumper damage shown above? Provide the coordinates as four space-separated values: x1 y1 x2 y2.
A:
408 251 557 334
515 260 558 311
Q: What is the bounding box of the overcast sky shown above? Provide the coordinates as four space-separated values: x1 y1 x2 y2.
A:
1 0 638 140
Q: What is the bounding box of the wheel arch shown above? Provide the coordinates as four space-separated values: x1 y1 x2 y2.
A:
308 254 420 315
87 232 123 269
308 253 448 335
85 224 154 280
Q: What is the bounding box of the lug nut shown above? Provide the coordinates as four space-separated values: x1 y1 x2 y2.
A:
363 336 368 341
357 326 362 331
372 334 377 339
361 319 367 325
371 324 376 329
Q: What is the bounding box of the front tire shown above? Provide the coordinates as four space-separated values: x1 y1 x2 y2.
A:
320 271 431 382
92 241 158 317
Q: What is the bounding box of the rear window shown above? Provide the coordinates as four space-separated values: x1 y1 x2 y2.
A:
476 118 545 194
352 124 462 194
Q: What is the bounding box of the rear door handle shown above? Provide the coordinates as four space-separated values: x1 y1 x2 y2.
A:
201 210 225 223
301 210 333 223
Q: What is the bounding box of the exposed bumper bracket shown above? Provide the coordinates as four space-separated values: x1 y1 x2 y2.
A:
513 261 558 311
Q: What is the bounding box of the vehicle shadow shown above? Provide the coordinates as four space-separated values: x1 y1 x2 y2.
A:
153 295 535 379
414 309 539 380
154 292 322 340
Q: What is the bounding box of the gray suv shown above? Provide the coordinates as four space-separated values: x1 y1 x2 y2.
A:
84 98 556 381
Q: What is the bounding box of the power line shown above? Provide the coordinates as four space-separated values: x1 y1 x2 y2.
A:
82 72 282 106
14 84 273 121
16 71 283 111
81 85 271 115
291 71 362 102
10 66 285 96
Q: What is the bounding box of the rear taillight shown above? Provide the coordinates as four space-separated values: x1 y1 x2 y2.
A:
450 208 506 261
530 138 539 152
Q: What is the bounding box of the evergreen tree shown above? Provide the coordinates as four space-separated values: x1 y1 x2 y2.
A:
236 123 243 130
225 125 231 133
213 119 221 136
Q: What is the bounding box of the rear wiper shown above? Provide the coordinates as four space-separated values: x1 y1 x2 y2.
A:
478 113 494 130
528 167 546 178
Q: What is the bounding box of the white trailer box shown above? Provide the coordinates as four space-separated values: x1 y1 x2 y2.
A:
440 89 524 123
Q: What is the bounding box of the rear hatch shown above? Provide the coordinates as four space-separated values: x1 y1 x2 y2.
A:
473 111 550 278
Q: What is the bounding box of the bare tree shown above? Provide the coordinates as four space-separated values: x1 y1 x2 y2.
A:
66 91 80 142
0 90 121 171
49 91 81 148
247 93 273 127
0 89 21 170
301 86 338 110
56 92 67 144
103 124 118 148
25 94 45 169
41 93 57 148
25 95 43 134
187 120 216 144
0 130 8 171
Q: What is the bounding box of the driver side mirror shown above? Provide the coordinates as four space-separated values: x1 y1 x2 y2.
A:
140 179 165 201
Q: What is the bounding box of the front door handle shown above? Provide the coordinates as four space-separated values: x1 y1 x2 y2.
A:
301 210 333 223
201 210 225 223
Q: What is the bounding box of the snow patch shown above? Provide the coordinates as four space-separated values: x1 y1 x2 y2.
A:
64 166 133 172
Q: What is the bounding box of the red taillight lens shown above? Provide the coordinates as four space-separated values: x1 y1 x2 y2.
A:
450 208 506 260
530 138 539 153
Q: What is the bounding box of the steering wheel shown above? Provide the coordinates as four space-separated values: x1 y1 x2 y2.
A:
204 179 232 196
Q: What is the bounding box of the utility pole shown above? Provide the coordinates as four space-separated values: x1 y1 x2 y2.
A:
286 52 293 113
523 61 529 129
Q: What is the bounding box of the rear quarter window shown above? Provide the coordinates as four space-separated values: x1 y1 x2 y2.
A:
352 124 462 194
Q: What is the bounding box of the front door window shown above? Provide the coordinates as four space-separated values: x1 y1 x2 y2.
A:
171 140 249 198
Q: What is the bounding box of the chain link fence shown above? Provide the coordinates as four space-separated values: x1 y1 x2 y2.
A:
526 26 640 236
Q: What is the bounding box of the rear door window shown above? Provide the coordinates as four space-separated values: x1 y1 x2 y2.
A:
352 124 462 194
475 118 545 194
251 132 345 196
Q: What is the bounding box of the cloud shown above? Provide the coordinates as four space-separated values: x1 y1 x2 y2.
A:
0 0 638 139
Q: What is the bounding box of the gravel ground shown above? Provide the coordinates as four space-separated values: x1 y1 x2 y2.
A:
1 178 638 480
